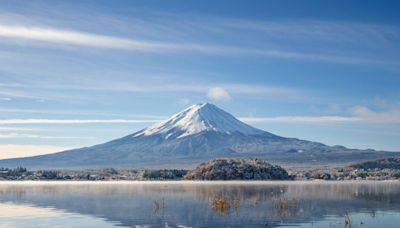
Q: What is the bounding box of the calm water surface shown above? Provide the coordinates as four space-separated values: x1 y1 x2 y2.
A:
0 181 399 227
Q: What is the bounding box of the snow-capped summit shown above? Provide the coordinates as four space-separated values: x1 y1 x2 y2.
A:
134 103 264 139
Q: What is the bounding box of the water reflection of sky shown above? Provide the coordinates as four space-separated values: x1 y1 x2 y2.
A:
0 181 399 227
0 202 120 227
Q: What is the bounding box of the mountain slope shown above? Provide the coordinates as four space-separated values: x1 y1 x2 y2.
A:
0 103 398 169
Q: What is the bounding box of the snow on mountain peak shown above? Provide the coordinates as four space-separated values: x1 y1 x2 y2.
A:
133 103 264 139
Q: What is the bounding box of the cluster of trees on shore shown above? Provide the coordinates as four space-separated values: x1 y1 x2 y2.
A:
142 169 187 180
0 167 186 181
183 158 291 180
290 157 400 181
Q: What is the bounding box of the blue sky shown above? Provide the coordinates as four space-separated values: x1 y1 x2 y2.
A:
0 0 400 158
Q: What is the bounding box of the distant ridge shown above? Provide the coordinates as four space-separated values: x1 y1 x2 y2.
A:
0 103 398 169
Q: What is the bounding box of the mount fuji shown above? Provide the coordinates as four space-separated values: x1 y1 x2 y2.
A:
0 103 397 169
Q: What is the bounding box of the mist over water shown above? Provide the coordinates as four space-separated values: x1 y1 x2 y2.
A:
0 181 399 227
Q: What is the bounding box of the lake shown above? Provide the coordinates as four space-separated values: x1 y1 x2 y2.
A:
0 181 399 227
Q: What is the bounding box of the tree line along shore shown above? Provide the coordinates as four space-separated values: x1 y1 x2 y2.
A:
1 157 399 181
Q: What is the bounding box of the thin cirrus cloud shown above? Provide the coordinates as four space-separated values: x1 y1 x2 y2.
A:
0 119 162 125
240 106 400 124
0 106 399 126
239 116 359 124
349 106 400 124
0 108 168 120
0 144 69 159
0 24 160 50
0 126 35 131
0 133 94 139
0 116 352 126
215 18 400 47
0 79 309 102
0 24 382 65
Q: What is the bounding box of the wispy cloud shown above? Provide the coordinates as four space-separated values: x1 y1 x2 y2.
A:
215 18 400 48
0 133 93 139
350 106 400 124
0 79 309 102
0 24 387 65
0 127 35 131
0 108 167 119
0 25 161 50
0 144 68 159
0 87 45 100
240 116 359 124
0 119 161 125
0 113 395 126
223 84 305 98
240 106 400 124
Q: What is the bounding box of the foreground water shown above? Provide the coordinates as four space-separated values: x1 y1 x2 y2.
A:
0 181 399 227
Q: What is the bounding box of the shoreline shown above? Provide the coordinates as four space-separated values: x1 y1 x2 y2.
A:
0 180 399 185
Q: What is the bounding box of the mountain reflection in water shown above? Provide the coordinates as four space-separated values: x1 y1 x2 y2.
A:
0 181 399 227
